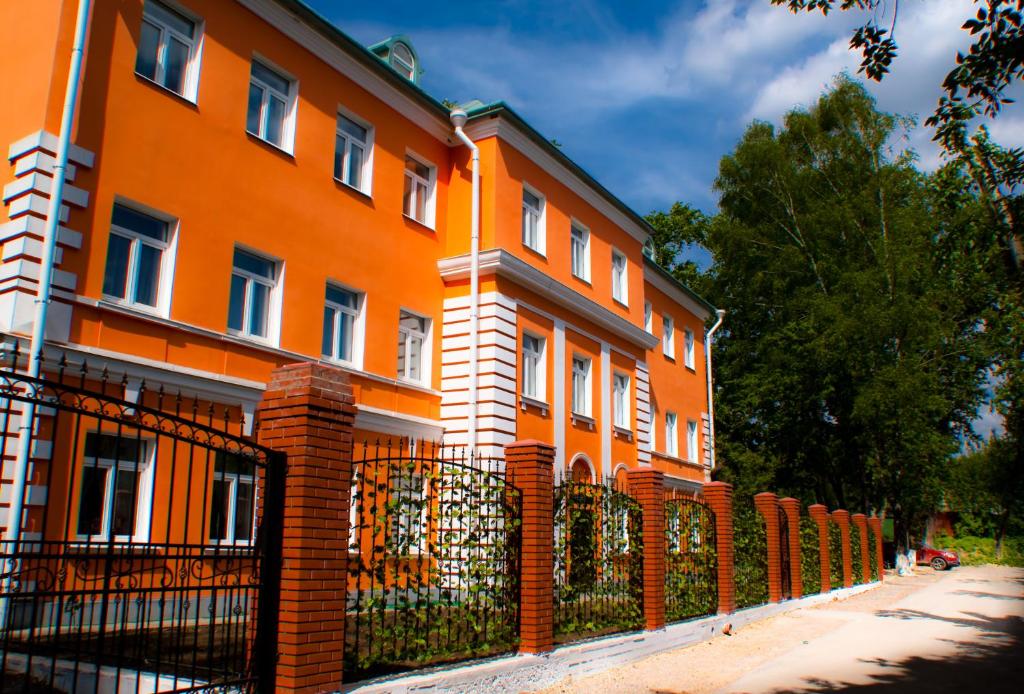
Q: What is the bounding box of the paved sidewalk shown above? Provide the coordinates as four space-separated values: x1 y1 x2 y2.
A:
541 565 1024 693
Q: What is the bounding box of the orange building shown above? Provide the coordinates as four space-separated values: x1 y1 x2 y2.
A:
0 0 720 538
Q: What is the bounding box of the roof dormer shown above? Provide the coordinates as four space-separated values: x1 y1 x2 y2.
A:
369 35 422 84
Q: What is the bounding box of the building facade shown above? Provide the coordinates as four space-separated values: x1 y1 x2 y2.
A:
0 0 718 541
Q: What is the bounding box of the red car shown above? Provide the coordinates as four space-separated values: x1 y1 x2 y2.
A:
916 544 960 570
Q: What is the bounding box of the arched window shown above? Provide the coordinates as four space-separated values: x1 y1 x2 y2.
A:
613 464 630 492
390 42 415 80
570 455 593 483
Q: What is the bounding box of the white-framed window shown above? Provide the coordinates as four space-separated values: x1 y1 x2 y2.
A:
390 42 416 80
135 0 202 100
613 372 630 429
665 412 678 457
322 283 364 367
522 186 545 254
684 328 695 369
571 355 592 416
209 452 256 546
397 310 430 384
403 153 436 227
246 59 295 151
389 470 427 554
228 247 280 342
644 301 653 332
570 222 590 280
663 314 675 358
335 110 373 193
102 203 175 314
612 249 628 305
75 432 153 543
522 333 545 401
687 419 699 462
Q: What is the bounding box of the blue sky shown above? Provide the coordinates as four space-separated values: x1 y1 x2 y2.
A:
307 0 1016 438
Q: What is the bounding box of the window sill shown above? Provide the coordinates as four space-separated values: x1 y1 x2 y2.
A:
245 130 295 158
203 544 255 555
519 395 549 416
663 353 676 362
684 363 696 372
402 213 435 232
571 274 592 287
613 426 634 442
570 412 595 430
134 71 199 107
227 329 279 350
98 297 168 321
613 297 629 309
333 176 373 200
522 244 547 260
651 450 702 468
397 376 429 389
322 354 362 371
67 542 161 554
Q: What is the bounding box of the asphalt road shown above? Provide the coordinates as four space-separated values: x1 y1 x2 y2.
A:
542 564 1024 693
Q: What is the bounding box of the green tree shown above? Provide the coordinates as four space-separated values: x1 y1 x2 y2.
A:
644 202 711 295
946 437 1024 556
702 78 991 549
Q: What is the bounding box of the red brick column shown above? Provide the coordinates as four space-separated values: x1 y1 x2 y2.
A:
808 504 830 592
628 468 666 630
852 513 870 584
256 363 356 693
779 498 802 599
754 492 782 603
703 481 735 614
505 440 555 654
868 516 884 581
832 509 853 588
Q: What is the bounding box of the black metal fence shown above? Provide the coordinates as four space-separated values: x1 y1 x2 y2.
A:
777 506 792 600
828 521 844 589
0 349 283 693
732 502 768 609
799 516 822 595
344 442 521 680
664 498 717 622
552 480 643 643
850 522 864 585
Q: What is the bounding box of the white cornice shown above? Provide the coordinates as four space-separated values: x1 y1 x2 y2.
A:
355 404 444 440
464 117 650 245
438 249 659 350
643 265 712 321
237 0 451 142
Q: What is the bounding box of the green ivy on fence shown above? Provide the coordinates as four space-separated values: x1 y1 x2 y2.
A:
867 526 880 580
664 498 718 622
733 502 769 609
828 521 844 589
799 516 821 595
850 523 864 585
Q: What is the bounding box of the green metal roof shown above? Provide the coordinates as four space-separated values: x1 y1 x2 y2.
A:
643 255 718 314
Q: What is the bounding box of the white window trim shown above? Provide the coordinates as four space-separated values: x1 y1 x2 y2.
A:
571 354 593 417
403 149 437 229
397 308 432 386
521 183 546 256
570 220 591 282
663 314 675 359
210 463 257 547
335 106 374 195
75 435 155 544
684 328 696 370
521 331 546 403
322 281 366 370
247 55 298 154
613 371 631 430
136 0 205 103
686 419 699 463
644 301 653 333
611 249 628 306
103 199 178 318
665 412 678 458
228 246 283 347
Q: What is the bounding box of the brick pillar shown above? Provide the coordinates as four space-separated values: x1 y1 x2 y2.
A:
779 498 802 599
868 516 884 581
753 492 782 603
808 504 830 592
628 468 666 631
703 481 735 614
852 513 870 584
256 362 356 693
832 509 853 588
504 440 555 654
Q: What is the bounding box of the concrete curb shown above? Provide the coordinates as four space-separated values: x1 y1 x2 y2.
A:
344 581 882 693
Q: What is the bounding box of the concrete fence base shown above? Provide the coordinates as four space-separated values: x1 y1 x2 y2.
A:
344 581 882 694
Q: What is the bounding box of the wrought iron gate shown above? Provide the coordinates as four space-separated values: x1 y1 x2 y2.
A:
664 498 717 621
778 506 792 600
0 353 283 692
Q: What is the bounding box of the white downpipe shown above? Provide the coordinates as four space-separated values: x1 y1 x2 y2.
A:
1 0 92 627
705 309 726 469
450 110 479 457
